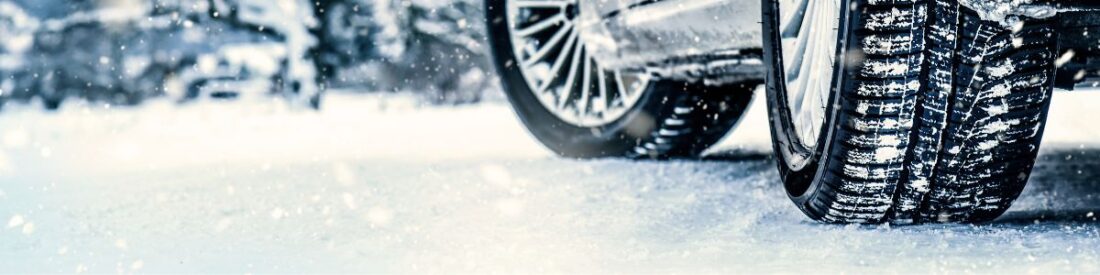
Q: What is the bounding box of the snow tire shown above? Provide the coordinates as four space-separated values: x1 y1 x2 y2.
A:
764 0 1058 223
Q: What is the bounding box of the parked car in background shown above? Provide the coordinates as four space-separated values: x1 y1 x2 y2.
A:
486 0 1100 223
0 0 499 109
315 0 494 104
168 43 292 103
0 0 322 109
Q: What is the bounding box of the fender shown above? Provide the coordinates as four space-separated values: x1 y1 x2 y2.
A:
579 0 1100 87
576 0 763 70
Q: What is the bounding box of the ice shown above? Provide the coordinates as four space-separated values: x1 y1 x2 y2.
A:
0 90 1098 272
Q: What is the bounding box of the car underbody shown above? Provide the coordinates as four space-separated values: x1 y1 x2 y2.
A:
1051 3 1100 89
579 0 1100 87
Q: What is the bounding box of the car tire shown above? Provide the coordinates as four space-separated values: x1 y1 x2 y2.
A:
763 0 1059 223
485 0 757 158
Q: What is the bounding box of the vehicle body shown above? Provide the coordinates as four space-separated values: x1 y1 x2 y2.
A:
512 0 1100 83
486 0 1100 223
315 0 494 104
169 43 292 103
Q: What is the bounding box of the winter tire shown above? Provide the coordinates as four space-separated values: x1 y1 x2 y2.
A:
763 0 1058 223
486 0 756 158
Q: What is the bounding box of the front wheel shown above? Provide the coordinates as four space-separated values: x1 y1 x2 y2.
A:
763 0 1059 223
486 0 756 158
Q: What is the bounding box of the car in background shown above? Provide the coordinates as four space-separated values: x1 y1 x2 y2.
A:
0 0 321 109
168 43 292 103
314 0 494 105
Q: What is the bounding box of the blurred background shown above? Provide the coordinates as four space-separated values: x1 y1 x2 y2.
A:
2 0 1100 273
0 0 493 110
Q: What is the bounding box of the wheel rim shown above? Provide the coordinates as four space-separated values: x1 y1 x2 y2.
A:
777 0 842 149
505 0 651 127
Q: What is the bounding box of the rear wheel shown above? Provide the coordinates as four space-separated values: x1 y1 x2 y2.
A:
486 0 756 158
763 0 1059 223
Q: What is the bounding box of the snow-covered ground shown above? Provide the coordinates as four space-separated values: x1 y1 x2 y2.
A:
1 90 1099 273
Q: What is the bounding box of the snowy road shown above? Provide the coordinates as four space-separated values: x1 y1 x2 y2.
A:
1 91 1099 273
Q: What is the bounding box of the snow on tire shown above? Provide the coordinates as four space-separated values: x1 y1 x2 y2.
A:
763 0 1058 223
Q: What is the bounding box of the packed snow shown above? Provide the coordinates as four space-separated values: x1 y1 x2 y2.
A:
1 90 1099 273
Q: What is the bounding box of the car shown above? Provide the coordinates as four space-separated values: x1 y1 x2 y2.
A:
0 0 324 110
169 43 293 103
485 0 1100 223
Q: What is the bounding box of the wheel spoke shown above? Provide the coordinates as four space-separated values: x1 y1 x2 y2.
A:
513 0 569 9
784 0 817 82
556 43 585 110
594 63 609 114
506 0 649 126
521 21 573 67
779 0 809 38
779 0 840 148
614 71 628 108
798 3 826 112
577 51 593 116
515 13 567 37
535 30 579 93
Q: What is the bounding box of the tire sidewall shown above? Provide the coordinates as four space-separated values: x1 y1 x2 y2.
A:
762 0 857 203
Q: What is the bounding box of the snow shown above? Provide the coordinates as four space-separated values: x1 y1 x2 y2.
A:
864 59 911 76
1056 50 1077 68
982 119 1019 135
987 61 1017 79
873 146 902 163
958 0 1075 28
0 90 1099 272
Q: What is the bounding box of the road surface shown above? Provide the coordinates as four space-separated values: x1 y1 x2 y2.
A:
0 91 1098 273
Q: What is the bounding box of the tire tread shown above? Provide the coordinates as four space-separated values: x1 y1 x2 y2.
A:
798 0 1057 223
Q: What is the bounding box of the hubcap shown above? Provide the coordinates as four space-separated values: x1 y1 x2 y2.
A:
778 0 842 148
506 0 651 127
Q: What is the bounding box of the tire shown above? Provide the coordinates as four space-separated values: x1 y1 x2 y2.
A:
485 0 756 158
763 0 1058 223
